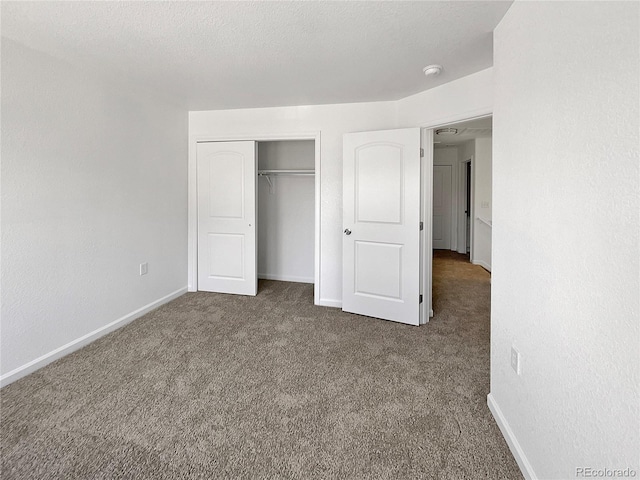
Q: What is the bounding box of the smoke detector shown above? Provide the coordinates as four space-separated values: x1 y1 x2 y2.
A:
423 64 443 77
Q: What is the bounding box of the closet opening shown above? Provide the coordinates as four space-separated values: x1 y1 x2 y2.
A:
256 140 315 296
189 133 320 304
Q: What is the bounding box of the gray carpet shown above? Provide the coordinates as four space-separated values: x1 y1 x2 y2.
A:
1 251 522 479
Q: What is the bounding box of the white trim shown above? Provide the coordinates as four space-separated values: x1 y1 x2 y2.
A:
317 298 342 308
476 216 492 228
426 114 491 307
188 135 198 292
457 158 472 255
313 135 321 307
421 128 434 324
258 273 314 284
473 260 492 272
469 155 476 263
487 394 537 480
0 287 188 388
417 107 493 130
188 132 321 307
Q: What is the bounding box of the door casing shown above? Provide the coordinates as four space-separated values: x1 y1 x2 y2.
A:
457 157 474 257
423 111 492 318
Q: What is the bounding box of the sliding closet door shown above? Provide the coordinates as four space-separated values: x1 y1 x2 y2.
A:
197 141 257 295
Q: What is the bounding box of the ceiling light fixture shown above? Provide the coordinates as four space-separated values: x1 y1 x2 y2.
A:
423 64 443 77
435 128 458 136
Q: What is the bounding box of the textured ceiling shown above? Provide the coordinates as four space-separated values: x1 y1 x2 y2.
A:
1 1 512 110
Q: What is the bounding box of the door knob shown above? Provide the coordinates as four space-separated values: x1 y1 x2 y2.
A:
344 228 352 235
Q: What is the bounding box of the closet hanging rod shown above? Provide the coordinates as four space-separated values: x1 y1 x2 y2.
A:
257 169 315 176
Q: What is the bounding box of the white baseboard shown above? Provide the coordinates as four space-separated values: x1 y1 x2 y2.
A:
487 393 537 480
317 298 342 308
0 287 188 388
258 273 314 284
473 260 492 272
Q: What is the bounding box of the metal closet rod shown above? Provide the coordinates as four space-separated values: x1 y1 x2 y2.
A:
257 169 315 176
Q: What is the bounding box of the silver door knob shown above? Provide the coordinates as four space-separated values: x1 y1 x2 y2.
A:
344 228 352 235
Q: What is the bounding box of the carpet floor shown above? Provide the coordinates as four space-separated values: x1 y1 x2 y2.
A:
1 251 521 479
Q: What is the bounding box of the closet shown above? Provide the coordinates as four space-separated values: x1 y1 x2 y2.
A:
257 140 315 284
195 139 315 296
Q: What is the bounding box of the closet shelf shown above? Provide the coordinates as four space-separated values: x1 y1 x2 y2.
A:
258 169 315 176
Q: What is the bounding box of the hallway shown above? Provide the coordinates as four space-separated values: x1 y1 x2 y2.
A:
432 250 491 324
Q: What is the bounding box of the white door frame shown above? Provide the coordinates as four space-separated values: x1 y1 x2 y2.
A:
420 129 434 322
188 132 321 306
420 110 492 318
457 157 474 257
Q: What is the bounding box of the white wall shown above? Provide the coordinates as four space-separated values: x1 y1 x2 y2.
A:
257 141 314 283
472 137 492 270
397 68 493 128
188 69 496 306
189 101 398 306
490 2 639 479
1 39 188 384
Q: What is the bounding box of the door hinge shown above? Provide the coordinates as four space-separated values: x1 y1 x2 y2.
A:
419 221 424 231
419 294 423 304
420 148 424 157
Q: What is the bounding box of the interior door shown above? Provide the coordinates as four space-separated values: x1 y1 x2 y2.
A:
197 141 257 295
343 128 421 326
433 165 452 250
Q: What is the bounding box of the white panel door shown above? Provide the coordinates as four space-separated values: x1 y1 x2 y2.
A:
197 141 257 295
433 165 452 250
343 128 421 326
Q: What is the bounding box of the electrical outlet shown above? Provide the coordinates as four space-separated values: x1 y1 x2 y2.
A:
139 263 148 276
511 346 521 375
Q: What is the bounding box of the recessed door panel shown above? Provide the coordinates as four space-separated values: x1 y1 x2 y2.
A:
208 153 244 219
355 241 402 300
433 216 444 242
356 144 403 224
433 170 444 208
208 234 245 279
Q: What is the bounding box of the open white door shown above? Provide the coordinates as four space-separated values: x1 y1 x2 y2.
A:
197 141 257 295
343 128 421 326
